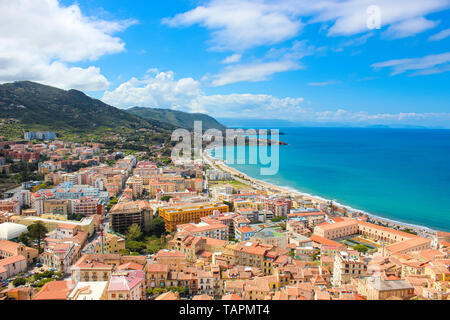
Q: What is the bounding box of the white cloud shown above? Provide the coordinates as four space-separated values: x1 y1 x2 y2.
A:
162 0 303 51
163 0 450 51
102 71 203 110
0 0 136 91
221 54 242 64
384 17 439 39
210 40 316 86
102 69 450 127
429 28 450 41
211 60 301 86
372 52 450 76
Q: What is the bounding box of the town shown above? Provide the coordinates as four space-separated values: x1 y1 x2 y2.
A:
0 133 449 301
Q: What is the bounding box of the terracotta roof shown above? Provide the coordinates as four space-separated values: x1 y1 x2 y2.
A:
147 263 169 273
32 280 73 300
386 237 430 254
0 240 20 255
192 294 214 300
117 262 144 271
221 294 242 300
155 291 180 300
0 254 26 267
310 234 345 248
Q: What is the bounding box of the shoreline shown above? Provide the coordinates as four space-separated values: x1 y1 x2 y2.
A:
203 150 440 238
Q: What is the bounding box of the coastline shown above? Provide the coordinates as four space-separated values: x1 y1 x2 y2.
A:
203 150 439 239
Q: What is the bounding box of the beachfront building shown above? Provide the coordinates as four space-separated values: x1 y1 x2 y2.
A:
314 219 359 239
313 218 432 257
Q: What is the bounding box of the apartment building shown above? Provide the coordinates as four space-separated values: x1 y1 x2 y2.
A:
332 250 367 286
72 197 100 216
159 202 229 232
110 200 153 234
177 221 229 240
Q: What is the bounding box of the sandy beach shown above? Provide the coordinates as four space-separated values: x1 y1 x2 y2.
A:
203 150 438 239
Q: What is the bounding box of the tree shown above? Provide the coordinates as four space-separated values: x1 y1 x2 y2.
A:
126 240 146 253
146 236 164 254
223 201 234 212
28 221 48 254
126 223 143 242
119 249 130 255
18 232 31 246
13 277 27 287
354 244 368 253
160 195 172 202
150 217 166 237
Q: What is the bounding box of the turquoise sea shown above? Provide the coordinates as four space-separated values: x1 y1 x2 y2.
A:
211 127 450 232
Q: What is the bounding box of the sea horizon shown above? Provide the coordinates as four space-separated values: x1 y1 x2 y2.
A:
211 126 450 232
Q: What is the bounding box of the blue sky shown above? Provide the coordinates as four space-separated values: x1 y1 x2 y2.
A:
1 0 450 127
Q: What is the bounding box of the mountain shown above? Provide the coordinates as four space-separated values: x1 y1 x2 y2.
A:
0 81 175 134
126 106 226 131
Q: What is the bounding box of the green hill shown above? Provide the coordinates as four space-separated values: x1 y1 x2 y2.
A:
0 81 175 139
126 106 226 131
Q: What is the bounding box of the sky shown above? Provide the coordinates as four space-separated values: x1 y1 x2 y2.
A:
1 0 450 127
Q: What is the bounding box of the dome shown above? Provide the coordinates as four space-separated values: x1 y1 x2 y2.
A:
0 222 28 240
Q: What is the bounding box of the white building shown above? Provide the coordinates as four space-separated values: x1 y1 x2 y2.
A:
0 223 28 240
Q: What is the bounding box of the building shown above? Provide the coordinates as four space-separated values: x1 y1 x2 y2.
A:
0 200 20 215
43 199 70 219
125 176 144 198
176 221 229 240
314 219 359 239
72 197 101 216
107 270 146 300
358 277 415 300
0 240 38 264
154 249 187 272
17 216 95 237
24 131 56 141
0 223 28 240
110 201 153 234
67 281 109 300
332 250 367 286
32 280 74 300
147 263 169 289
384 237 431 256
0 255 27 281
235 226 256 242
159 202 229 232
83 233 126 255
251 228 288 248
265 199 292 217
